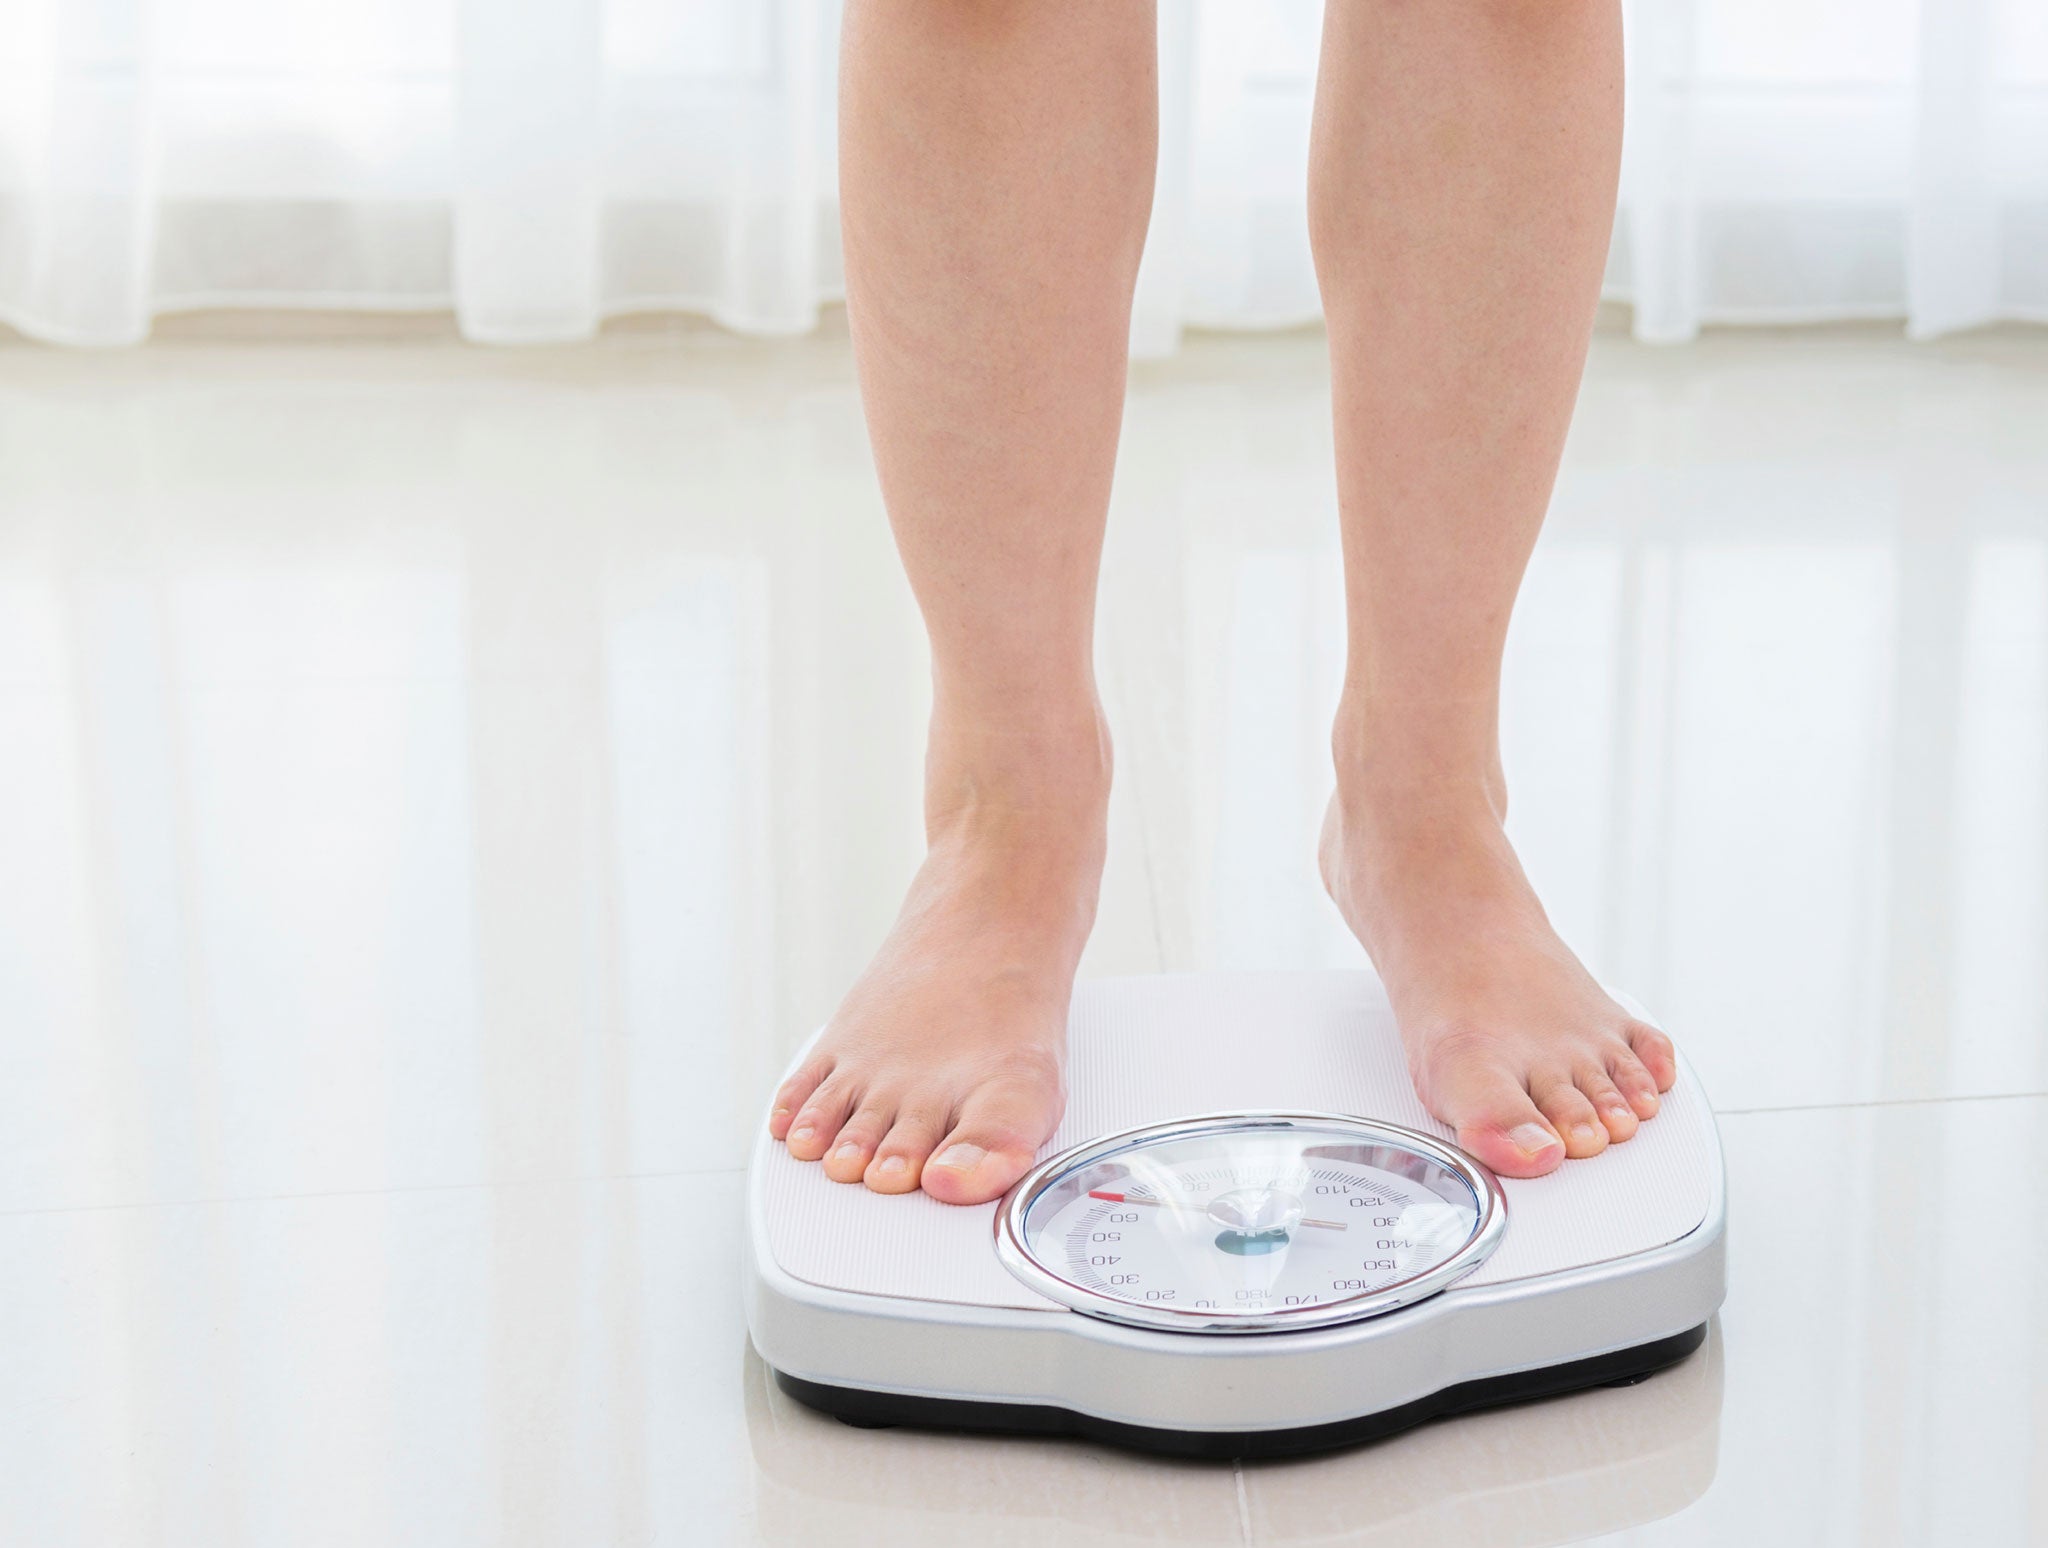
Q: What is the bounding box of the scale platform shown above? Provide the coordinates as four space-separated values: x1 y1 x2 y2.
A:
745 969 1725 1460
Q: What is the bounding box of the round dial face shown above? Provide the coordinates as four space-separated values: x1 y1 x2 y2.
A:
994 1113 1506 1333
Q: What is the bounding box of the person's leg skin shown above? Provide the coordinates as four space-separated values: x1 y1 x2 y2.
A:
767 1 1157 1203
1309 0 1676 1178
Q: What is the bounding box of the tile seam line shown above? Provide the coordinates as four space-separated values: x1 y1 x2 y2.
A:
0 1162 749 1219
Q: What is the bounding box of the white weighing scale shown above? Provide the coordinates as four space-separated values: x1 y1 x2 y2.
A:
745 969 1725 1459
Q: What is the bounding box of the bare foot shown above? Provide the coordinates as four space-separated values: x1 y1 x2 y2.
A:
1319 751 1677 1180
767 716 1109 1204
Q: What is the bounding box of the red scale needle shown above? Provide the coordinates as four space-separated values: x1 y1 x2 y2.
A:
1087 1189 1345 1230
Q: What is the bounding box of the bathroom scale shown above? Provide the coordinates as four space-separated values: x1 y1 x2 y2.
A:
744 969 1725 1460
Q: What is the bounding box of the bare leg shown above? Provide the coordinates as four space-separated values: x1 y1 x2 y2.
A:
1309 0 1676 1177
768 1 1156 1203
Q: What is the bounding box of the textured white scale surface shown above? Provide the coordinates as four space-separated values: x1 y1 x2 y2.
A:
760 970 1718 1312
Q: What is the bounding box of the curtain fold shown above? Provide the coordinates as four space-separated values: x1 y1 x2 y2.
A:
0 0 2042 350
1622 0 1703 344
455 0 604 342
1908 0 1998 339
1 0 163 345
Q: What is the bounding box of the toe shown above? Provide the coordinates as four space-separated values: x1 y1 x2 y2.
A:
785 1078 858 1162
822 1102 892 1183
1609 1049 1663 1119
918 1081 1056 1206
768 1056 832 1140
1577 1066 1639 1144
1532 1070 1607 1159
866 1103 948 1195
1431 1056 1567 1178
920 1133 1038 1205
1628 1021 1678 1091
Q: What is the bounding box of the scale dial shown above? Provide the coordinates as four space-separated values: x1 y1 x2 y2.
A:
994 1112 1506 1334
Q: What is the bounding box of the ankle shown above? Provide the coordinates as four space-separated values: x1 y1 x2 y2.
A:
923 699 1113 844
1331 698 1506 823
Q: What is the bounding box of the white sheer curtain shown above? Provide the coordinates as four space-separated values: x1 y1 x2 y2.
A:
1 0 2043 350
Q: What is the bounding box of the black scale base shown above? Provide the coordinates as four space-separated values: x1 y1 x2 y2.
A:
773 1322 1709 1461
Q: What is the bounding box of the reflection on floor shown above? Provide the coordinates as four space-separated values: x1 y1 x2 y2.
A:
748 1326 1724 1547
1 321 2044 1546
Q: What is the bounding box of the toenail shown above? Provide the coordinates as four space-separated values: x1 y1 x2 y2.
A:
876 1155 907 1175
1509 1124 1560 1156
1572 1124 1601 1147
790 1125 814 1144
833 1142 862 1162
771 1106 789 1119
932 1143 985 1172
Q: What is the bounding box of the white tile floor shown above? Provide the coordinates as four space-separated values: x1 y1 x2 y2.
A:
2 319 2046 1546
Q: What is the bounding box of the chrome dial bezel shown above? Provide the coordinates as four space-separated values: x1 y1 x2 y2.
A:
993 1110 1508 1335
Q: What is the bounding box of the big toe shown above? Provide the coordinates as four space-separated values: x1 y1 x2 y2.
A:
1436 1064 1568 1178
919 1089 1054 1205
919 1134 1039 1205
